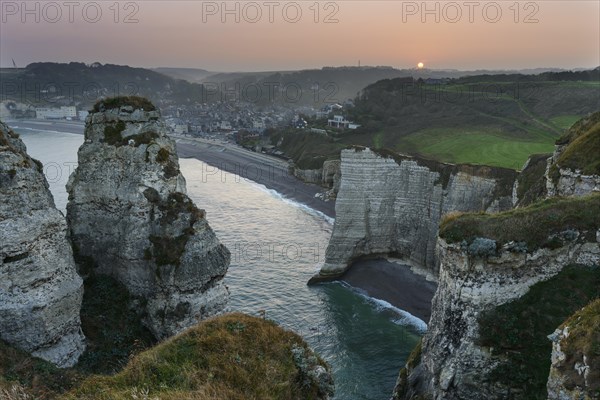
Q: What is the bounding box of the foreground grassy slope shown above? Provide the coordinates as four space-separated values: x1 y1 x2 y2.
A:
63 313 331 400
1 274 331 400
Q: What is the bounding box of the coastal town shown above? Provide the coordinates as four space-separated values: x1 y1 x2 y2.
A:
0 94 361 159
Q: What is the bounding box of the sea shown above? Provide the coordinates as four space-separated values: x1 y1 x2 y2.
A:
14 125 424 400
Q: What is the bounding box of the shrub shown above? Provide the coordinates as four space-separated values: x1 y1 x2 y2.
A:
92 96 156 113
467 238 497 257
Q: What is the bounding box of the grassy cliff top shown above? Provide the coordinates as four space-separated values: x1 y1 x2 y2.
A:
559 298 600 394
440 194 600 249
62 313 331 400
92 96 156 113
554 111 600 175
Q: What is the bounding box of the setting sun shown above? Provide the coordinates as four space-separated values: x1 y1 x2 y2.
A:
417 62 425 69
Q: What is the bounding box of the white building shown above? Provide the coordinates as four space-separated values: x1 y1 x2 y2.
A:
252 119 265 130
61 106 77 118
219 121 232 131
328 115 360 130
328 115 350 129
174 124 190 134
35 106 77 120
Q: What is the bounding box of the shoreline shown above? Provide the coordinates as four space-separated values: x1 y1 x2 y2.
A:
341 259 437 323
174 136 336 219
7 119 437 323
6 119 336 219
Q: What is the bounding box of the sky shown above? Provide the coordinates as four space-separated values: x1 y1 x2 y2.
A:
1 1 599 71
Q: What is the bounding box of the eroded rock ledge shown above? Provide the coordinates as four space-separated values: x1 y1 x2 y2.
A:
0 121 85 367
66 99 230 339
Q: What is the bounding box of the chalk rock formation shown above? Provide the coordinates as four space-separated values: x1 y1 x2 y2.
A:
66 99 230 339
411 238 598 399
0 121 85 367
395 194 600 399
547 299 600 400
311 147 516 281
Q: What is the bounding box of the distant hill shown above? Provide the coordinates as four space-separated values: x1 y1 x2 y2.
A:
269 69 600 170
0 62 210 109
153 67 216 83
205 66 598 107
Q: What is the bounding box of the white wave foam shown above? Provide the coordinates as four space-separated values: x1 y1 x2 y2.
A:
247 180 335 225
339 281 428 333
11 126 79 136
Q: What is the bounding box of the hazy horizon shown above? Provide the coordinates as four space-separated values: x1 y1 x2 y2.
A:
1 1 598 71
2 61 599 74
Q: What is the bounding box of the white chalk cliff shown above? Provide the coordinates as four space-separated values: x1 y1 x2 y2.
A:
66 101 230 339
0 121 85 368
311 147 516 282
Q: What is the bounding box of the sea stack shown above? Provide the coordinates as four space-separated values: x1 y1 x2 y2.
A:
66 97 230 339
0 121 85 367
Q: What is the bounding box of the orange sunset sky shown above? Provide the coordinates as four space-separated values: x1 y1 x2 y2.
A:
1 1 598 71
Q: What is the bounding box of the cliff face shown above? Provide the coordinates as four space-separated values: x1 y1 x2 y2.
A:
0 121 85 368
409 237 599 399
396 193 600 400
313 148 516 280
66 102 230 339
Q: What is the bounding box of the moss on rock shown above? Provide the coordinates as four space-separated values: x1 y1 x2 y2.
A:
102 121 126 146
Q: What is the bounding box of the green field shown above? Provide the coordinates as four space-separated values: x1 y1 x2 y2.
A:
549 115 583 130
394 128 556 170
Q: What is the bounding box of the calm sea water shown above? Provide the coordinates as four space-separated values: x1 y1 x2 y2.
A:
17 127 423 400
